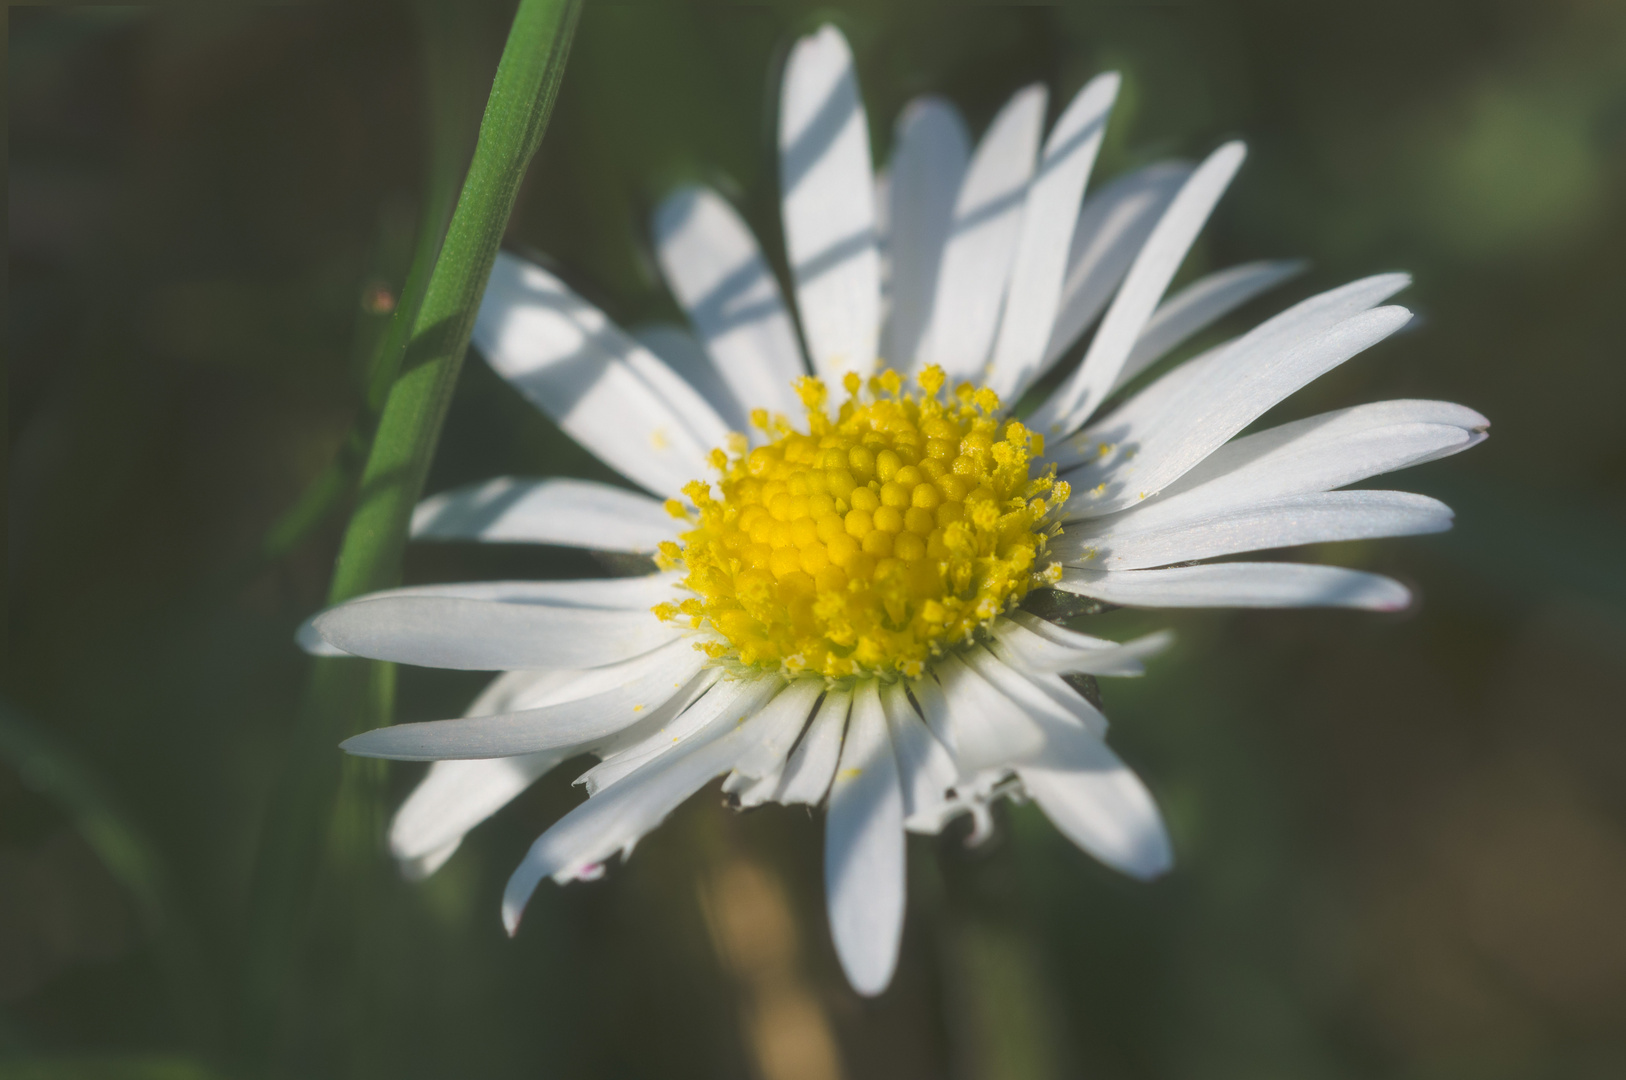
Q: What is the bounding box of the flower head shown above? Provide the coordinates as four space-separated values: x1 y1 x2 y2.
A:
304 24 1485 996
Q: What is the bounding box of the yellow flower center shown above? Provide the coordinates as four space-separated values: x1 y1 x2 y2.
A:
653 365 1069 680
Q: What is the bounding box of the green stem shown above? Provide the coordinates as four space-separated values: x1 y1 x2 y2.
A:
233 0 580 1067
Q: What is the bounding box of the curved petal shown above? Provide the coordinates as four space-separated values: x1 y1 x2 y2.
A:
779 25 880 385
1075 401 1485 528
339 638 707 760
634 323 750 436
883 96 970 372
775 687 851 806
825 680 905 997
389 751 565 868
1055 562 1413 610
1052 272 1413 468
1031 142 1248 437
880 681 961 834
931 653 1047 772
987 73 1121 399
1039 161 1192 375
920 85 1047 383
500 673 784 931
651 188 806 420
1111 258 1307 393
581 671 781 795
411 476 678 551
475 253 725 498
1019 731 1172 880
730 679 825 780
1056 489 1454 570
1059 304 1416 514
992 615 1173 677
312 595 680 671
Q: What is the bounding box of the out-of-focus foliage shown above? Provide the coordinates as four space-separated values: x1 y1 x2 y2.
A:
7 3 1625 1078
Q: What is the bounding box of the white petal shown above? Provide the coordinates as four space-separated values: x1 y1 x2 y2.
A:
1112 259 1307 393
1056 489 1454 570
1052 272 1415 470
1055 562 1414 610
775 687 850 806
398 839 462 881
932 653 1047 773
992 614 1173 677
880 681 961 834
960 646 1107 742
1059 304 1417 513
296 574 681 659
651 188 806 420
883 96 970 371
501 674 784 931
779 25 880 385
1076 400 1486 528
580 671 778 795
389 752 565 865
825 680 905 996
1031 142 1247 436
986 73 1121 399
1019 730 1172 880
731 679 825 781
411 476 678 550
475 253 725 499
920 85 1047 383
634 323 750 436
339 638 706 760
312 595 679 671
1039 161 1193 375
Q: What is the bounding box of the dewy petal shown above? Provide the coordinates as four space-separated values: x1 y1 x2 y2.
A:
651 187 807 422
880 680 961 834
1055 489 1454 570
931 653 1047 772
1018 732 1173 880
775 687 851 806
1031 142 1248 437
389 752 565 870
1111 259 1307 394
992 614 1173 677
883 96 970 372
501 674 784 932
1040 161 1192 376
824 680 906 997
312 595 680 671
1076 400 1487 529
474 253 725 499
634 323 751 437
986 73 1120 400
1060 304 1416 513
340 638 707 760
920 84 1048 384
779 25 880 385
411 476 678 551
1055 562 1413 610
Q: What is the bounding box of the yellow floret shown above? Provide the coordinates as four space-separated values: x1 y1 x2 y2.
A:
655 364 1067 679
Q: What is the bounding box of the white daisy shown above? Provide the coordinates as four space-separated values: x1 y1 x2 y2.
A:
306 25 1486 995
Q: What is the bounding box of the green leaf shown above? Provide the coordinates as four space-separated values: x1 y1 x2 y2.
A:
232 0 582 1067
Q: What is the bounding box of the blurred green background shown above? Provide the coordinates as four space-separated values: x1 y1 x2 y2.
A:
7 3 1626 1078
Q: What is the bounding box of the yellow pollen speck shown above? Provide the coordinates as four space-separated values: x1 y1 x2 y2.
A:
654 364 1067 679
633 704 645 712
651 428 670 451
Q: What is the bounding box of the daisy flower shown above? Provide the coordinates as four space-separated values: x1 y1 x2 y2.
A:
306 25 1486 995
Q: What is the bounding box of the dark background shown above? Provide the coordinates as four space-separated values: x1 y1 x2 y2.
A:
7 3 1626 1078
